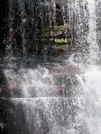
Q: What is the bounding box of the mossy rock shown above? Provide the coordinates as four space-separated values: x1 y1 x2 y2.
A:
54 38 71 43
52 44 66 50
54 24 70 31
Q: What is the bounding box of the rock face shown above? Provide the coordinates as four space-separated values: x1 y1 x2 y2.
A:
0 0 71 55
0 0 8 52
0 84 21 98
0 63 82 97
50 64 81 77
55 0 68 7
49 64 82 96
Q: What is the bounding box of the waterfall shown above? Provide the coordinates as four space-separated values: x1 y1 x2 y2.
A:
76 65 101 134
1 0 101 134
6 0 57 56
87 0 100 64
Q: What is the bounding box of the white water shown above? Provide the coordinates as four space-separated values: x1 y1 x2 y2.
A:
3 0 101 134
76 65 101 134
87 0 100 64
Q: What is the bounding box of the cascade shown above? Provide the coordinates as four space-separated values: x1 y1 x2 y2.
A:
1 0 101 134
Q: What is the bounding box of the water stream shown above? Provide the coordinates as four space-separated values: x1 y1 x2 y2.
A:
1 0 101 134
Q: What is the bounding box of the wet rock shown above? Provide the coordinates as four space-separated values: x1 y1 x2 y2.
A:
57 85 72 90
0 84 21 98
50 64 81 77
7 84 21 91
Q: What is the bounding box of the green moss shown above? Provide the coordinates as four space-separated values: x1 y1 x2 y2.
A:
66 38 71 43
52 44 66 50
54 24 70 31
42 24 70 33
55 38 71 43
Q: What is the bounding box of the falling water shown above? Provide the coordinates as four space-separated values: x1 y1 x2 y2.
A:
87 0 99 64
1 0 101 134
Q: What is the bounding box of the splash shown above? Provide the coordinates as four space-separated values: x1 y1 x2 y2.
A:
3 0 101 134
